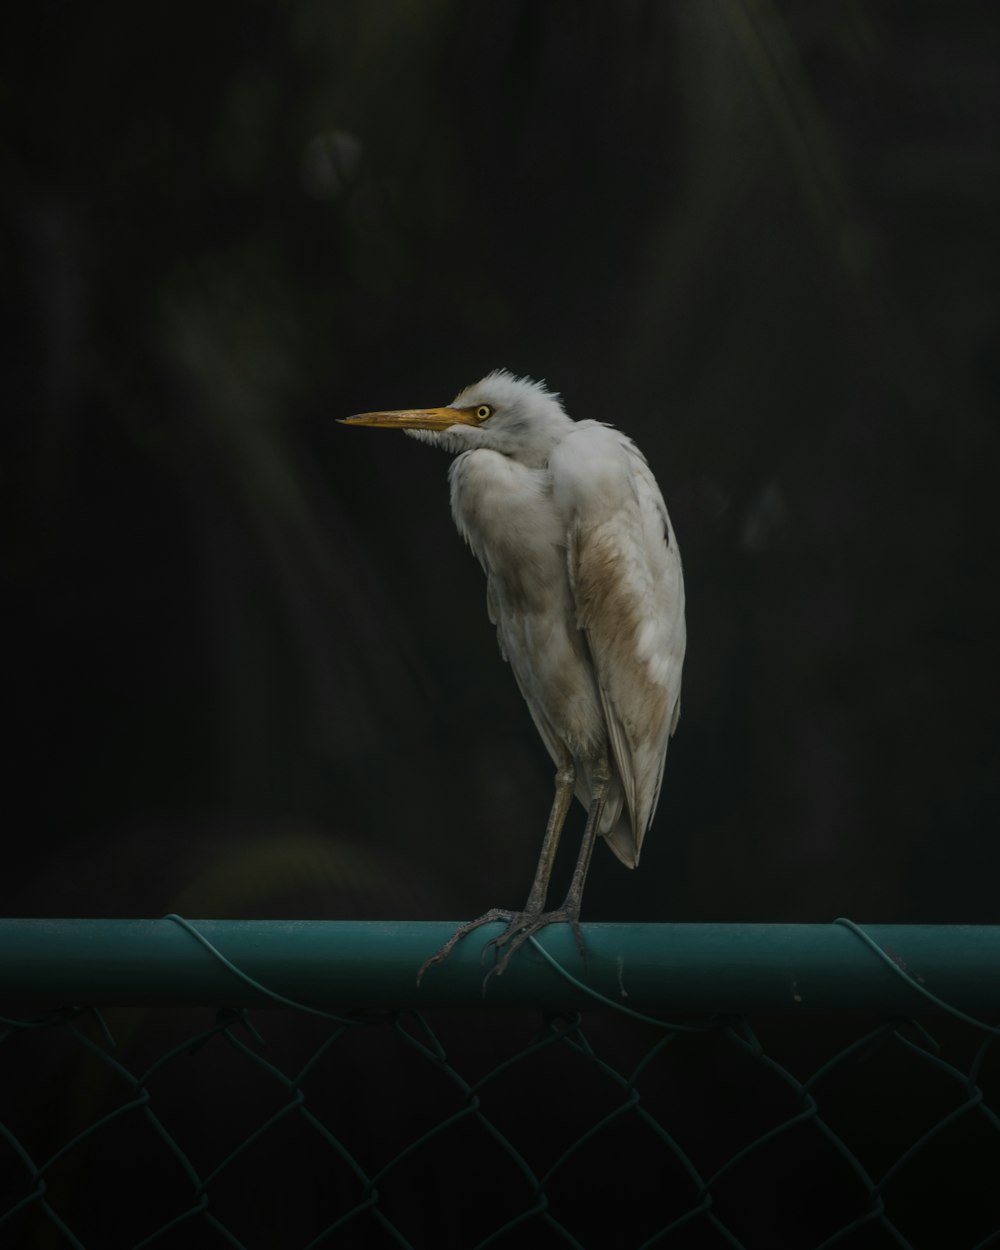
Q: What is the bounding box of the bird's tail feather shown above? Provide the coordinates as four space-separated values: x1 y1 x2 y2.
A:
575 771 639 869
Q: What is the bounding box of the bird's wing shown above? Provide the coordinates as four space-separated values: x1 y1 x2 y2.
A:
484 575 509 661
552 425 686 866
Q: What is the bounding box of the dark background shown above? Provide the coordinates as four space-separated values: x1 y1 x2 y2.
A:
4 0 999 928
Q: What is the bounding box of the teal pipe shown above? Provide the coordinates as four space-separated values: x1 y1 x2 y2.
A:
0 920 997 1015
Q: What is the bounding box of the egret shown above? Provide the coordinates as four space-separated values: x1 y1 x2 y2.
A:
342 371 686 979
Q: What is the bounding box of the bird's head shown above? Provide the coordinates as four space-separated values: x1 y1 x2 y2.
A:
341 370 572 465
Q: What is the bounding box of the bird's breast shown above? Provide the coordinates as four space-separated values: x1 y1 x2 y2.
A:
449 450 607 757
450 451 563 609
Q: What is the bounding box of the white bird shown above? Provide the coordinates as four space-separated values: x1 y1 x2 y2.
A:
342 370 686 979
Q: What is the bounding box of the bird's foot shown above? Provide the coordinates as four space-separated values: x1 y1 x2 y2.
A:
416 905 584 987
484 905 585 980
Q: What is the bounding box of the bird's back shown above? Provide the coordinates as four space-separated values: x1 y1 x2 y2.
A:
551 423 685 866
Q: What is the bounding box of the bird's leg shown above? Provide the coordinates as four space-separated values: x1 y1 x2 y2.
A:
487 750 611 977
416 749 576 986
560 754 610 923
515 748 578 916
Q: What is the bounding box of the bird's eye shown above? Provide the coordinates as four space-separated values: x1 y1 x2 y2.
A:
475 405 492 422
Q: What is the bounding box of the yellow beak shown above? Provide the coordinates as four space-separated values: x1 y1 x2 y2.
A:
339 406 479 431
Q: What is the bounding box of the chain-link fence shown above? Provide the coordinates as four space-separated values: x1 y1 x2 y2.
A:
2 919 998 1249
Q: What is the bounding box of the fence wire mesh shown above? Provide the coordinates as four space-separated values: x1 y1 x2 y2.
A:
1 920 998 1250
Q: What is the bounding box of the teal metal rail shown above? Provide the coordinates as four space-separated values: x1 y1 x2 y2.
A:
2 918 999 1012
2 920 998 1249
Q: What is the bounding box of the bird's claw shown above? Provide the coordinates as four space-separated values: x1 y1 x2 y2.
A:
415 908 514 986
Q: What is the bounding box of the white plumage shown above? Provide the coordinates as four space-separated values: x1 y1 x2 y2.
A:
343 370 686 976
